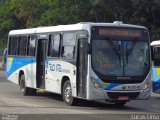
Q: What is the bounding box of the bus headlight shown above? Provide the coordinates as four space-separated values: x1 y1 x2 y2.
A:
143 82 150 90
91 77 102 89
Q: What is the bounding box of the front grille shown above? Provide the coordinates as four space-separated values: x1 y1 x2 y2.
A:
104 79 144 84
107 92 140 100
95 72 145 84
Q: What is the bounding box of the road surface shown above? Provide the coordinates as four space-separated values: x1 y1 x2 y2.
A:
0 68 159 120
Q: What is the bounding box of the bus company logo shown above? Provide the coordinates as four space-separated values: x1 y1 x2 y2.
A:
49 63 55 71
56 64 62 72
49 63 62 72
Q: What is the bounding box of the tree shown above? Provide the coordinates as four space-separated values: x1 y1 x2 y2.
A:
0 0 160 50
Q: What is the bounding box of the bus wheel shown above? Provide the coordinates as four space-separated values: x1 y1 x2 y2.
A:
20 75 30 96
63 80 77 106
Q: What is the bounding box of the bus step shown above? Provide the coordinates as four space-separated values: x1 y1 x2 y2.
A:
37 88 45 92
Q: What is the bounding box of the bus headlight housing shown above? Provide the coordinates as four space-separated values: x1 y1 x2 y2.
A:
143 82 150 90
91 77 102 89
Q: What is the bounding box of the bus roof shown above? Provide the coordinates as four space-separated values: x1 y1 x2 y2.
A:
150 40 160 46
9 28 37 36
9 22 147 36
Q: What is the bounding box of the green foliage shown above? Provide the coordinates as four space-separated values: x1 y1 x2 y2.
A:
0 0 160 49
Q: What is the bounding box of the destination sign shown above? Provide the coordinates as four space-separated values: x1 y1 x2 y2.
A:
91 26 148 40
99 28 141 37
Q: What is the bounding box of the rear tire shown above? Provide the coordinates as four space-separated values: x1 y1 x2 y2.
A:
20 75 36 96
62 80 77 106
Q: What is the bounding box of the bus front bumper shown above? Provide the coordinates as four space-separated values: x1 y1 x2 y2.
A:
87 84 152 101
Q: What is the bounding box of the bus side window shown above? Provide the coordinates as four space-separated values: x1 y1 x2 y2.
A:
48 34 61 57
8 37 19 55
28 36 36 56
61 33 76 59
18 36 27 56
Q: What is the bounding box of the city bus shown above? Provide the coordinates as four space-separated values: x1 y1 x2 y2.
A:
6 22 151 106
150 40 160 94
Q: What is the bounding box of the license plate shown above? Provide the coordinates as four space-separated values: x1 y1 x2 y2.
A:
118 96 129 101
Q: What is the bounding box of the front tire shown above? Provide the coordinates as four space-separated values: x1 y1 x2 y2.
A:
62 80 77 106
20 75 36 96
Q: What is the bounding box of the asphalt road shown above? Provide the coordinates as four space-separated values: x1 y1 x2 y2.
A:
0 68 160 120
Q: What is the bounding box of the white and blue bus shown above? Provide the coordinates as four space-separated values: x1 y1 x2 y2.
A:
150 40 160 94
7 22 151 106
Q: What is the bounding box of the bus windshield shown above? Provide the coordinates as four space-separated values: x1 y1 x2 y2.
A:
92 39 150 77
91 26 150 79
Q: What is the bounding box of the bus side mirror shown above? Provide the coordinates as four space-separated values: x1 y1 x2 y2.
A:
152 47 160 66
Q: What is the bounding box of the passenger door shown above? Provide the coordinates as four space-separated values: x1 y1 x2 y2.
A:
37 39 47 88
77 38 88 98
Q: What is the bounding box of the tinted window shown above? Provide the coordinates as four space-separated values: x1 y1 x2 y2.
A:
61 33 76 58
49 34 60 57
28 36 36 56
153 47 160 59
18 36 27 56
8 37 18 55
153 47 160 66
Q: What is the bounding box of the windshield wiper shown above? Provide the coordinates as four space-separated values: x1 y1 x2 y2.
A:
126 41 136 64
107 40 121 65
108 40 120 56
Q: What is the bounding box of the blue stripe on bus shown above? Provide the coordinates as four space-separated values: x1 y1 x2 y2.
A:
96 78 122 90
152 68 160 82
153 80 160 93
152 67 160 93
7 57 36 78
104 83 122 90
